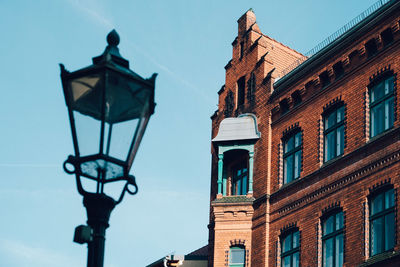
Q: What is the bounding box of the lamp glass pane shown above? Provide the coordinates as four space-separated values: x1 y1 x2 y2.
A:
73 110 101 157
69 74 104 121
103 119 140 162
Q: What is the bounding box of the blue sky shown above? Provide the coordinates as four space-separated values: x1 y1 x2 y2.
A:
0 0 379 266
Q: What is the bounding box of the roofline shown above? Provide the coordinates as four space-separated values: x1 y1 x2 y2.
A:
271 0 400 99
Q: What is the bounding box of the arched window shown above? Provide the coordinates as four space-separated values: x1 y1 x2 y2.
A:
283 131 302 184
369 187 395 256
369 74 394 137
322 211 344 267
323 105 345 162
229 245 245 267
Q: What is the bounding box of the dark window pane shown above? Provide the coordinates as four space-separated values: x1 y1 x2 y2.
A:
371 193 384 215
336 234 343 267
283 255 291 267
295 132 302 147
285 137 294 153
294 151 301 179
385 212 395 251
385 189 395 208
293 231 299 249
241 175 247 195
337 106 344 122
371 82 384 103
284 155 293 183
336 126 344 156
325 131 335 161
371 217 384 255
336 212 343 230
282 234 292 253
323 237 334 267
324 215 334 235
386 97 394 130
230 247 245 264
371 103 384 137
292 252 299 267
325 111 336 130
385 76 394 93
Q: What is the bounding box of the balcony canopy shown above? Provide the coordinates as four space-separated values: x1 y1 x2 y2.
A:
212 114 260 142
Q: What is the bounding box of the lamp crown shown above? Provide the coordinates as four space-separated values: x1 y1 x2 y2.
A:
92 29 129 68
107 30 120 47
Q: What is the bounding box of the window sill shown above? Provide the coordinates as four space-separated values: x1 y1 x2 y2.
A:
368 126 395 143
321 154 344 168
212 195 255 204
358 250 400 267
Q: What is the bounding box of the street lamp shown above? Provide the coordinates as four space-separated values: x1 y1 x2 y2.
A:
59 30 156 267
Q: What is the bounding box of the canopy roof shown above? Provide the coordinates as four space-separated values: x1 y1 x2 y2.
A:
212 114 260 142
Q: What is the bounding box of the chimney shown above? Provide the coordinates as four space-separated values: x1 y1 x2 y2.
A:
237 9 256 36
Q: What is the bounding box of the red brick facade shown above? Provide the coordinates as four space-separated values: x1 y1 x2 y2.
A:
208 2 400 266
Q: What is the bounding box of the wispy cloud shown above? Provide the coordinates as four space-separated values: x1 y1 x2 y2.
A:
0 163 58 168
0 239 83 267
65 0 114 29
125 40 215 105
64 0 215 105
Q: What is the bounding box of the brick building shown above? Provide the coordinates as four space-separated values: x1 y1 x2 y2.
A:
208 1 400 266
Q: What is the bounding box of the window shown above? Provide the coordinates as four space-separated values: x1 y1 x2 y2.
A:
365 39 378 58
370 75 394 137
231 162 248 196
322 212 344 267
324 106 344 162
237 76 246 106
283 132 302 184
370 188 395 256
281 230 300 267
229 246 245 267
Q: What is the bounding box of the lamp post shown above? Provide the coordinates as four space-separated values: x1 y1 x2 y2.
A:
59 30 156 267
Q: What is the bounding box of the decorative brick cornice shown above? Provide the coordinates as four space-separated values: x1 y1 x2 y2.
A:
282 122 300 138
322 96 343 113
280 222 297 234
368 64 392 84
368 178 392 193
230 239 246 246
321 201 341 216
